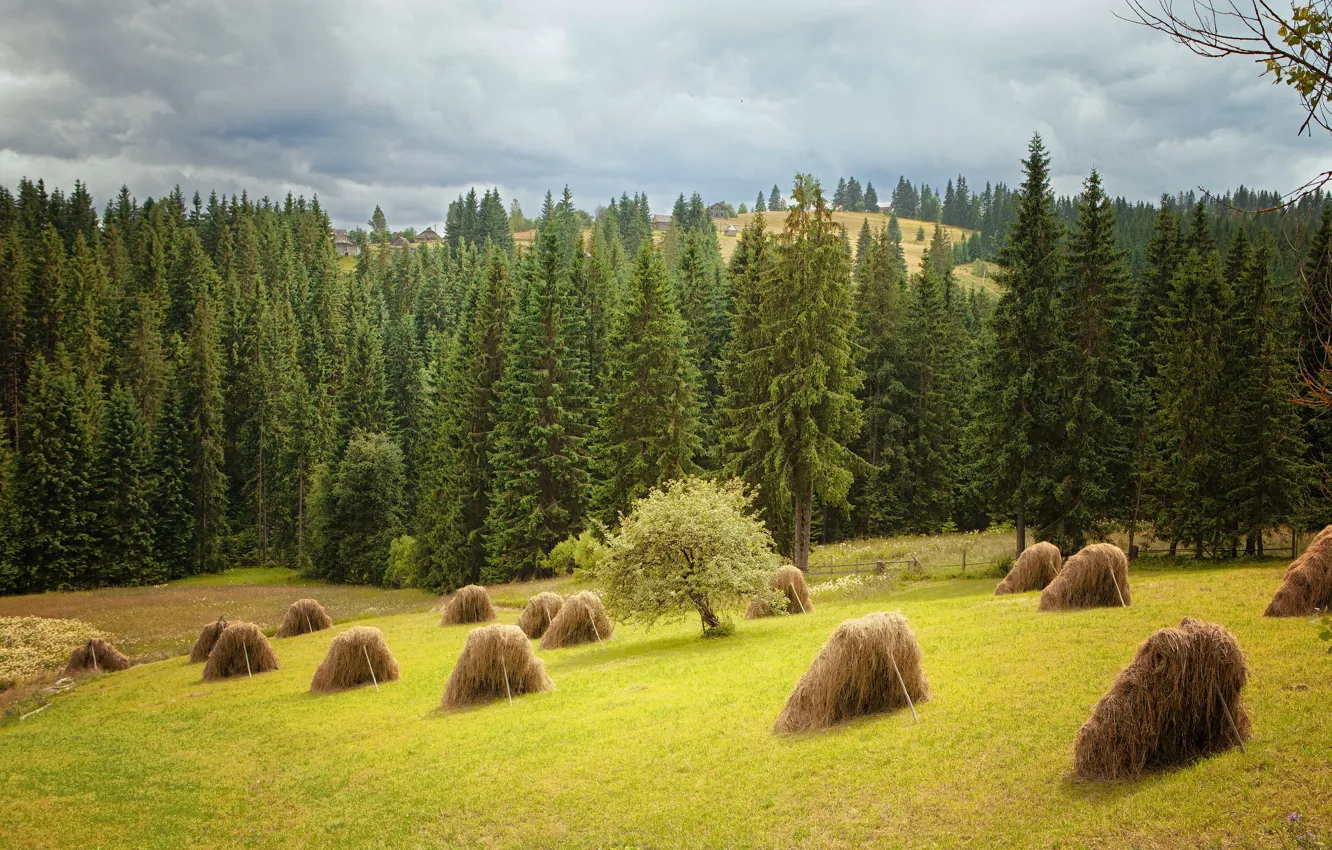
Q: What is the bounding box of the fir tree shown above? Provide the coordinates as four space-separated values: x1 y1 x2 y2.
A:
755 191 766 213
151 365 195 578
311 431 404 584
769 184 784 212
183 284 229 573
92 384 160 584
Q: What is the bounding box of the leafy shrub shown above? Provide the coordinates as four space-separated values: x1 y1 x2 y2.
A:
1318 613 1331 654
543 529 607 576
384 535 420 588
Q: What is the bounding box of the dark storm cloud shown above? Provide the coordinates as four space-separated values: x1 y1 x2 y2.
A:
0 0 1327 228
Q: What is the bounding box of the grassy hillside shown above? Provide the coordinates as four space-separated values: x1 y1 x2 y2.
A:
1 562 1327 848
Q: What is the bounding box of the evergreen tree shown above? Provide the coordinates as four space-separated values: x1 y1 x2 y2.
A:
758 175 862 569
183 284 229 573
91 384 159 584
151 365 195 578
311 431 404 584
863 182 879 212
484 223 590 580
977 134 1064 553
0 236 29 446
594 243 701 521
769 184 784 212
1045 170 1135 551
755 191 766 213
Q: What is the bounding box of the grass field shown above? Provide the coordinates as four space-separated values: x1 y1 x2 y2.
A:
1 558 1327 849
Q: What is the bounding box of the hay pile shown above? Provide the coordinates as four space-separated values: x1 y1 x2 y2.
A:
1264 524 1332 616
441 624 554 709
1039 543 1130 611
995 541 1062 595
63 638 130 676
1073 617 1250 780
746 565 814 619
540 591 613 649
517 592 565 639
189 617 229 663
275 598 332 638
309 626 399 693
202 622 279 681
440 585 496 625
774 612 928 733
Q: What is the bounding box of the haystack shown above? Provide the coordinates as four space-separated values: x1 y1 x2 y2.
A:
1073 617 1250 780
517 592 565 639
441 624 554 709
63 638 130 676
440 584 496 626
1264 524 1332 616
746 565 814 619
202 622 279 681
189 616 228 663
995 541 1062 595
275 598 332 638
309 626 400 693
774 611 928 733
540 591 613 649
1039 543 1130 611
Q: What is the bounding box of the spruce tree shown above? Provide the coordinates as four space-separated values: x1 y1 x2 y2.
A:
769 184 784 212
484 224 590 580
759 175 862 569
594 242 701 521
1045 170 1135 551
92 384 160 584
151 364 196 578
183 284 229 573
755 191 766 213
1298 207 1332 528
0 236 29 446
977 133 1064 554
311 431 404 585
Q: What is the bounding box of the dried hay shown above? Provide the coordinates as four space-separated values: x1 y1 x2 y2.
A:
1073 617 1250 780
441 624 554 709
517 592 565 639
309 626 399 693
189 616 229 663
440 584 496 626
540 591 613 649
995 541 1062 595
1039 543 1130 611
201 622 279 681
774 611 928 733
746 566 814 619
63 638 130 676
1264 524 1332 616
275 598 332 638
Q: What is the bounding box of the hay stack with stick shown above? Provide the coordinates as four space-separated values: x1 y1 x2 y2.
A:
63 638 130 676
746 565 814 619
202 622 279 682
1073 617 1250 780
309 626 399 693
995 541 1062 595
440 584 496 626
189 616 228 663
1264 524 1332 616
275 598 332 638
518 592 565 639
441 624 554 709
774 612 928 733
540 591 613 649
1039 543 1130 611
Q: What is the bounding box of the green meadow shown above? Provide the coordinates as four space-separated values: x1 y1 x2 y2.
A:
1 563 1328 849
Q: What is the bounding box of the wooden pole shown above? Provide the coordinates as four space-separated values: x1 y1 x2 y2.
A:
89 641 99 674
589 606 602 642
243 641 252 678
500 652 512 706
362 643 379 692
1213 683 1246 754
891 656 919 723
1109 569 1127 608
305 613 313 635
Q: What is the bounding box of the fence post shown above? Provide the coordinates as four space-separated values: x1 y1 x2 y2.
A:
876 560 885 575
962 549 967 573
1293 527 1298 560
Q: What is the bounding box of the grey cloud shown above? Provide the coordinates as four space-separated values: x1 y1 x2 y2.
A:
0 0 1328 229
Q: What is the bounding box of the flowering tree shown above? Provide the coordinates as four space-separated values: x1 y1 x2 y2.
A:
597 477 782 634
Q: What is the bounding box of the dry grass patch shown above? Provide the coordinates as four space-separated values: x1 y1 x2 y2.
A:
275 598 332 638
747 566 814 618
996 542 1062 595
201 622 279 682
1040 543 1130 611
540 591 612 649
0 616 105 688
188 617 229 663
517 592 564 639
62 638 130 676
440 585 496 626
1264 523 1332 616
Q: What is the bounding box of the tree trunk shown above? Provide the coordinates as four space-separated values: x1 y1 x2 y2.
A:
1015 506 1026 557
694 598 720 631
1257 531 1264 557
792 481 813 572
1168 539 1178 557
1244 533 1255 556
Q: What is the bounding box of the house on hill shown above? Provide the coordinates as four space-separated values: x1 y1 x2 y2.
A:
416 226 442 243
332 228 349 241
650 214 672 231
708 202 728 219
334 239 360 257
723 224 738 237
391 235 412 249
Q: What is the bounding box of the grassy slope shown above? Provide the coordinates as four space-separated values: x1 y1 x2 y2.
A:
1 564 1327 849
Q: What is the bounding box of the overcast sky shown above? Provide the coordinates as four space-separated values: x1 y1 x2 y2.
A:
1 0 1328 229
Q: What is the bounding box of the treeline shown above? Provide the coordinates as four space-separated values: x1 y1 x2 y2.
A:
2 134 1330 594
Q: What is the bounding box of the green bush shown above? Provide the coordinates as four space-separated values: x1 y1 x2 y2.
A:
543 529 606 576
384 535 420 588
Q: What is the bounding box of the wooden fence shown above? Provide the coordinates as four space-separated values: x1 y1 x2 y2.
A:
806 553 1002 578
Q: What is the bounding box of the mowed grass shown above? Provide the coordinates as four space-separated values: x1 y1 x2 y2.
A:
0 569 436 657
1 563 1328 849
